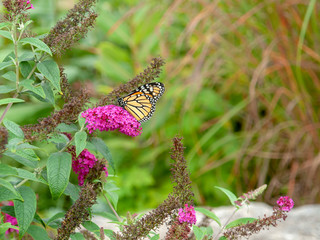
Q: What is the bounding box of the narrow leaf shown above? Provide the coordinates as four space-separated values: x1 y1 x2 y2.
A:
225 217 257 229
0 61 14 70
27 225 51 240
0 85 15 93
195 207 221 226
0 30 13 40
0 187 22 201
41 81 55 104
215 186 237 206
20 61 32 78
0 179 23 201
47 152 72 199
0 163 18 176
37 60 61 92
70 233 86 240
14 186 37 238
75 131 87 156
0 222 19 236
3 119 24 138
82 221 100 233
64 183 80 202
3 151 38 168
2 71 16 81
0 22 11 29
20 38 52 56
90 137 115 171
20 79 46 98
0 98 25 105
56 123 79 133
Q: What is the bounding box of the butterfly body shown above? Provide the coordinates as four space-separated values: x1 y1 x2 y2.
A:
118 82 165 123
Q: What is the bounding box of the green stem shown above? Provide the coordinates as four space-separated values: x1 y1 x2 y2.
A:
102 191 122 222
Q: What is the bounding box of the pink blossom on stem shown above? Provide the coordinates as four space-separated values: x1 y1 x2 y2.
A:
277 196 294 212
81 105 142 137
72 149 108 186
178 204 197 225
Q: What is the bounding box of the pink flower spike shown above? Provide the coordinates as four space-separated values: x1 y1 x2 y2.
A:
277 196 294 212
178 204 197 225
81 105 142 137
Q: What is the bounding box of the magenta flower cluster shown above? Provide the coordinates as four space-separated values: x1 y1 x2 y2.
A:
178 204 197 225
72 149 108 186
81 105 142 137
4 201 19 235
277 196 294 212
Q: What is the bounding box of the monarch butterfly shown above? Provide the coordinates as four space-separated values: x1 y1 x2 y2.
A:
118 82 165 123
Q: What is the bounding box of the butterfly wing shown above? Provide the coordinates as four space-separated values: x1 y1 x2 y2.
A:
118 82 165 123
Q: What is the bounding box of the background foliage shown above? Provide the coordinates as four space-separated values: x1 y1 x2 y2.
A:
1 0 319 216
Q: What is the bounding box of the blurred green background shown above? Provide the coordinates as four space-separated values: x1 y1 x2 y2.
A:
1 0 319 216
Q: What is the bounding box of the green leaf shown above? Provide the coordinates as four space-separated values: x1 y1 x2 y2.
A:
0 179 23 201
14 186 37 238
64 183 80 202
104 229 116 239
37 60 61 92
0 98 25 105
2 71 16 81
0 85 15 93
193 226 205 240
225 217 257 229
0 22 11 29
20 61 33 78
0 222 19 236
27 225 51 240
41 81 55 104
195 207 221 226
15 149 39 162
82 221 100 234
78 113 86 128
3 119 25 138
16 142 40 150
46 212 65 226
15 168 48 185
20 37 52 56
56 123 79 133
0 163 18 176
219 236 228 240
215 186 237 206
0 61 14 70
3 151 38 168
0 187 21 201
47 152 72 199
48 133 69 144
89 137 115 171
0 30 12 40
19 52 35 62
149 235 160 240
20 79 46 98
75 131 87 156
70 233 86 240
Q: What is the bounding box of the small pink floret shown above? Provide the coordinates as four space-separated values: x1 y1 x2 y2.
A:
277 196 294 212
178 204 197 225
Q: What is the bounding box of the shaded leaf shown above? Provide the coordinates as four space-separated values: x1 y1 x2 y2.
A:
20 37 52 56
47 152 72 199
3 119 24 138
14 186 37 238
37 60 61 92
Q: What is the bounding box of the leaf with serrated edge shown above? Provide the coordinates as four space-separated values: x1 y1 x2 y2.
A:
3 119 24 138
47 152 72 199
37 60 61 92
20 38 52 56
14 186 37 238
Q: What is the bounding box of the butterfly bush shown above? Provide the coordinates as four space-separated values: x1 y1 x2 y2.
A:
178 204 197 225
81 105 142 137
72 149 108 186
